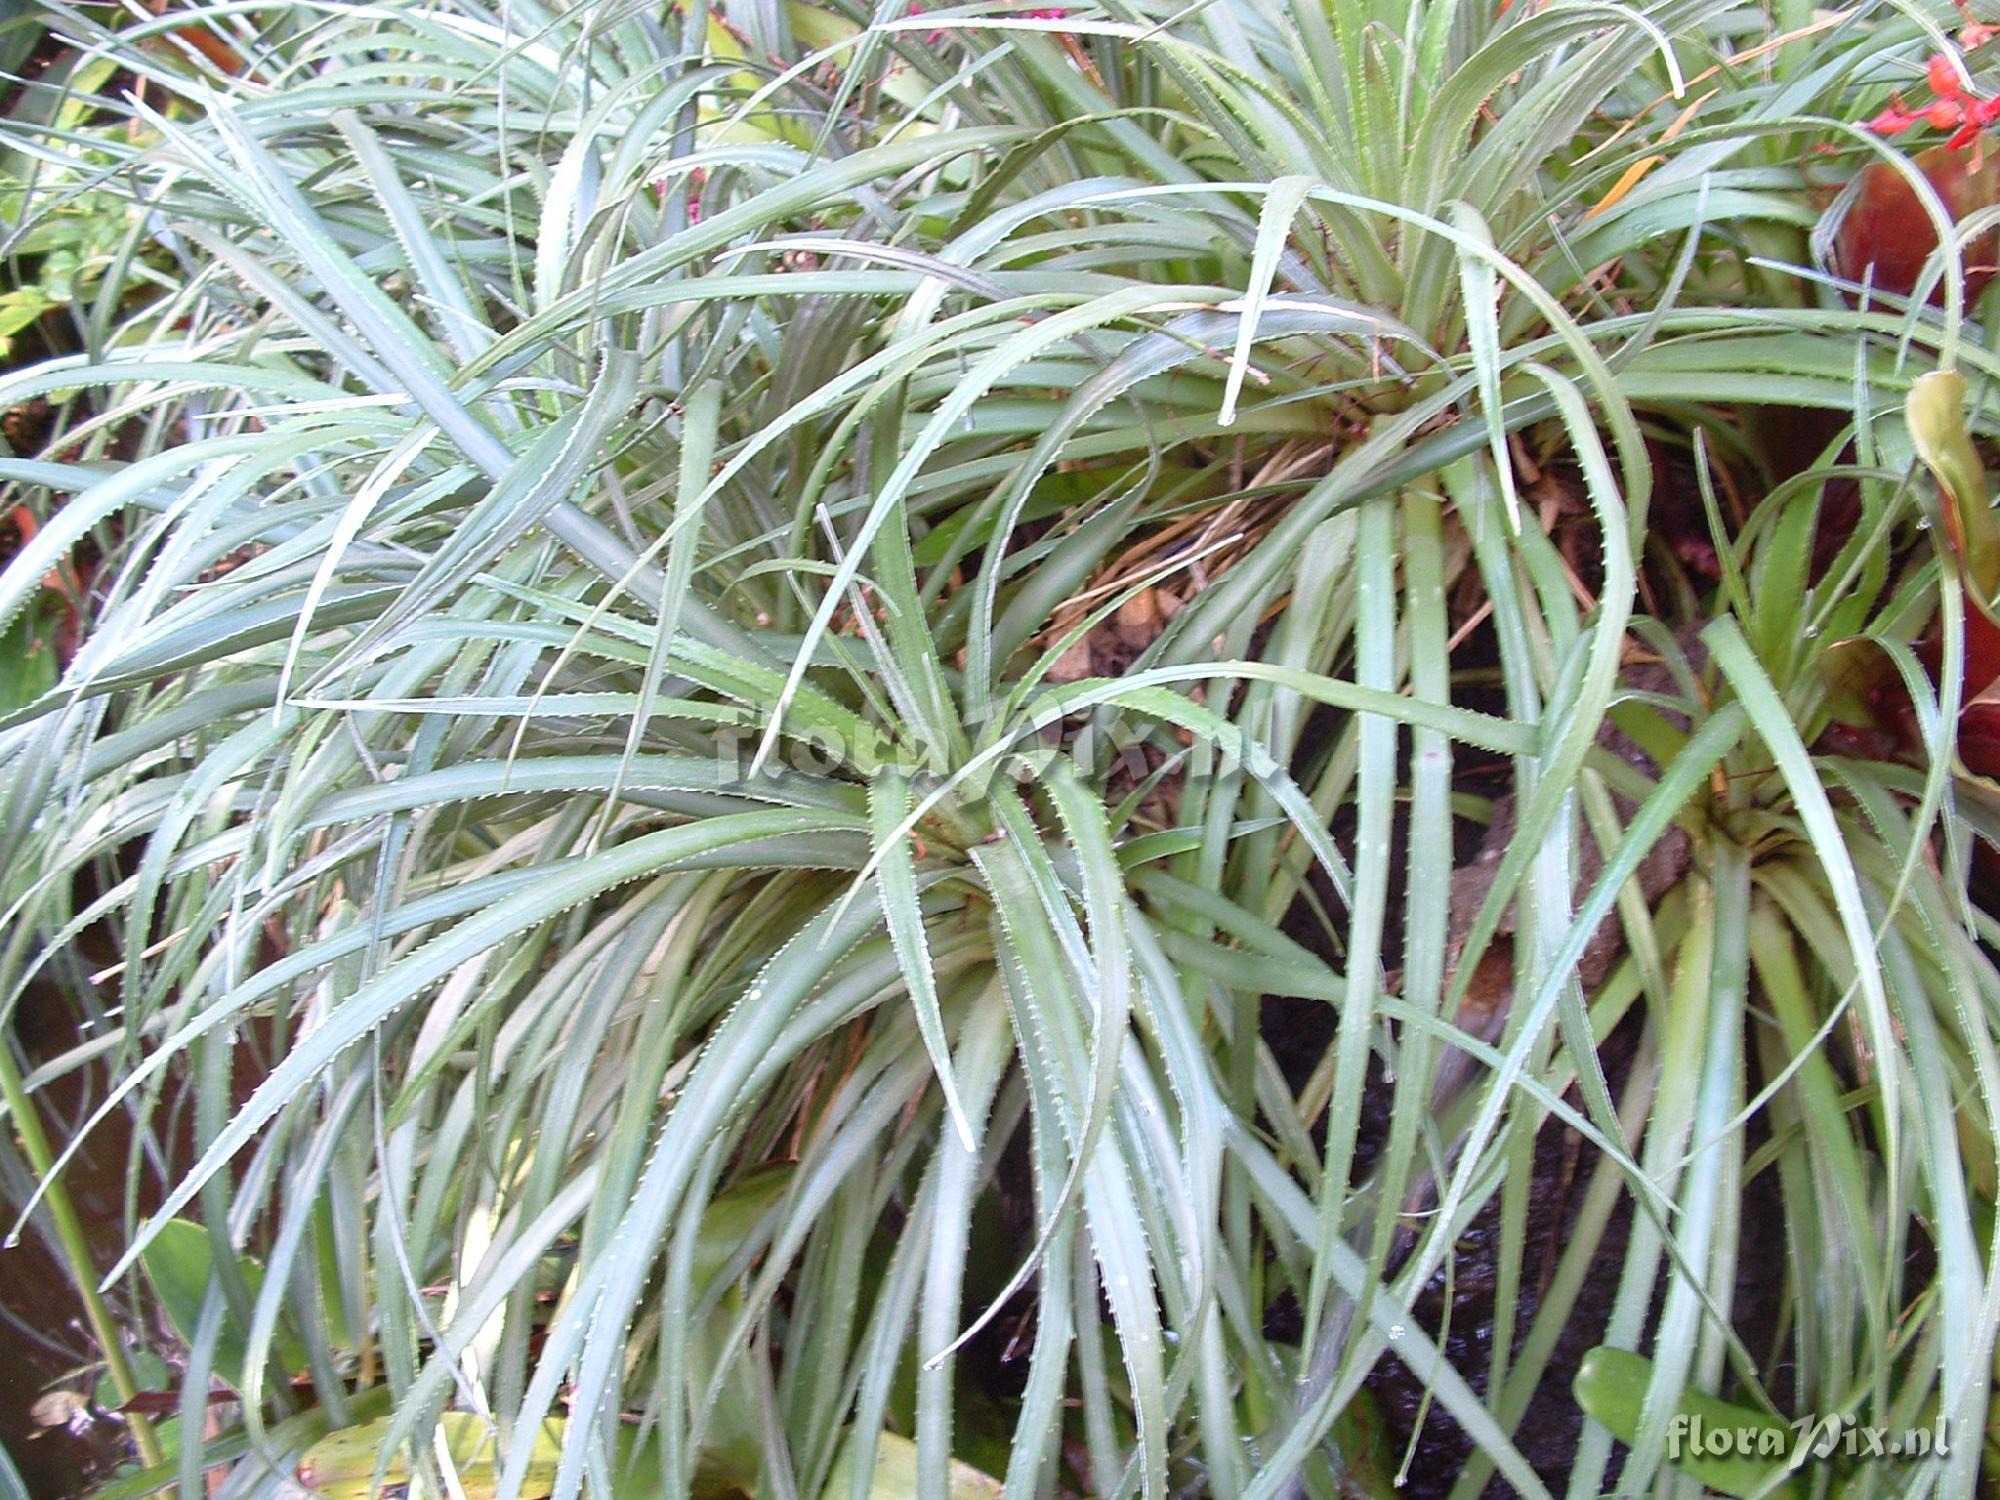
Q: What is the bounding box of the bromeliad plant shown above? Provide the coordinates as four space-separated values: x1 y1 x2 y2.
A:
4 0 2000 1496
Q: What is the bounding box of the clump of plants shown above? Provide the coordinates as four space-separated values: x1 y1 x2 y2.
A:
4 0 2000 1496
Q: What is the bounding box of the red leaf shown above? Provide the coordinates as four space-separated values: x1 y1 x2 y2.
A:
1831 143 2000 302
1960 700 2000 776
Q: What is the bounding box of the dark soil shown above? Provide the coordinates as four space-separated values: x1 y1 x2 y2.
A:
0 981 158 1499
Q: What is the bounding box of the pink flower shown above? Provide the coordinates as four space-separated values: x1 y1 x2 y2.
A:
656 166 707 222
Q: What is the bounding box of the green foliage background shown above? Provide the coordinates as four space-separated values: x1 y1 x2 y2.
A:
3 0 2000 1495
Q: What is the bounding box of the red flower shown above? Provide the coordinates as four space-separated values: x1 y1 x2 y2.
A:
1950 93 2000 147
1871 101 1926 133
1956 0 2000 49
907 2 950 45
1868 51 1998 149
